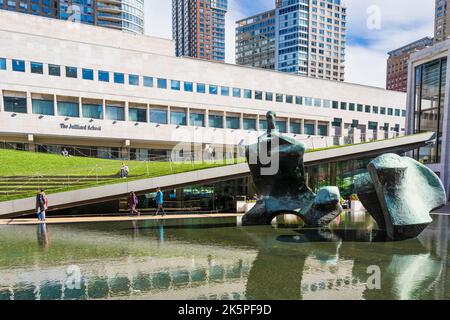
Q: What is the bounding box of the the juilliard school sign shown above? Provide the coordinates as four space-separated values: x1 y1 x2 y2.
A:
60 124 102 131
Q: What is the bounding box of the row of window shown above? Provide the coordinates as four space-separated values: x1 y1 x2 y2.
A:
0 57 406 118
2 96 334 135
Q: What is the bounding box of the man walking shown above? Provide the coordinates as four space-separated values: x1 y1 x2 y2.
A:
154 188 165 216
36 189 48 221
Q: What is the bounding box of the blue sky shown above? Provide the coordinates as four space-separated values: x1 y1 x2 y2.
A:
145 0 435 88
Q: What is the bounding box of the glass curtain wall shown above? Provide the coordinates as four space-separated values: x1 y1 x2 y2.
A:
413 57 447 164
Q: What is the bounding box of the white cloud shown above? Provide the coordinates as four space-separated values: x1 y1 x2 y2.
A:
344 0 435 87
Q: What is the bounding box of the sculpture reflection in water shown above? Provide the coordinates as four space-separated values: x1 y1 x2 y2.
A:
244 215 449 300
243 111 447 241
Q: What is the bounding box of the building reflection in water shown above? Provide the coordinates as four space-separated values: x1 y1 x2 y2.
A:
0 214 448 300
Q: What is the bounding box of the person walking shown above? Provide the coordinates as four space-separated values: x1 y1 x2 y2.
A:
154 188 166 216
129 191 140 216
35 189 48 221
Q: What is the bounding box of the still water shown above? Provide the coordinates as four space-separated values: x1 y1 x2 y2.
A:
0 212 449 300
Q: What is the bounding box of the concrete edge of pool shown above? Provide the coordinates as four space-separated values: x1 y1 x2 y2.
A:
0 213 244 226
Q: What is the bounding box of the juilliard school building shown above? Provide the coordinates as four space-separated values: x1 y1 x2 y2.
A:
0 10 407 161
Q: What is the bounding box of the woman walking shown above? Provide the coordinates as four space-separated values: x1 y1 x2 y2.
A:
129 191 140 216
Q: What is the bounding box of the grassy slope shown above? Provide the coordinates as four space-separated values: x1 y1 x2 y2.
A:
0 149 243 201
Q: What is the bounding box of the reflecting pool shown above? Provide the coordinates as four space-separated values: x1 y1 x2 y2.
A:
0 213 449 300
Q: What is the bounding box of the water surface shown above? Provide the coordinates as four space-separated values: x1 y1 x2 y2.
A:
0 213 449 300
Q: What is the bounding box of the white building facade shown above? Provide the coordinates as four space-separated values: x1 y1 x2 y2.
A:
0 10 406 161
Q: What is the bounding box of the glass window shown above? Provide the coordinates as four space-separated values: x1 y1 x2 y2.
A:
373 106 379 114
169 80 180 91
305 97 313 106
349 103 355 111
318 124 328 136
314 98 322 107
323 100 331 108
190 113 205 127
259 119 268 131
290 122 301 134
209 114 223 128
295 96 302 105
388 108 393 116
82 104 103 119
368 121 378 130
340 102 347 110
30 62 43 74
129 74 140 86
144 76 153 87
266 92 273 101
57 101 79 117
380 107 386 115
106 106 125 121
3 96 27 113
243 118 256 130
48 64 61 76
209 85 218 95
286 95 294 104
157 78 167 89
82 68 94 80
304 123 315 135
150 109 168 124
98 71 110 82
129 108 147 123
221 86 229 96
365 105 371 113
244 89 252 99
402 110 406 117
114 73 125 84
332 101 339 109
232 88 241 98
395 109 401 117
197 83 206 93
276 121 287 133
12 59 25 72
170 110 187 126
276 93 284 103
255 91 263 100
226 116 240 129
0 58 6 70
357 104 363 112
184 82 193 92
65 66 77 78
32 99 54 116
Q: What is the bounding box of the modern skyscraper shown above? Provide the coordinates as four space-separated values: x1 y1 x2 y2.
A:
236 0 346 82
236 10 276 70
386 37 433 92
276 0 346 81
435 0 449 42
0 0 144 34
172 0 228 62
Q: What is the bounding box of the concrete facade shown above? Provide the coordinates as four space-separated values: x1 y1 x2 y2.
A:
0 10 406 161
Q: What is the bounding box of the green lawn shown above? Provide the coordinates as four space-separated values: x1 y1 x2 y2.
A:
0 149 245 202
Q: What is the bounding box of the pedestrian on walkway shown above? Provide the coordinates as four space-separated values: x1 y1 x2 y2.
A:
120 163 129 178
129 191 140 216
154 187 166 216
35 189 48 221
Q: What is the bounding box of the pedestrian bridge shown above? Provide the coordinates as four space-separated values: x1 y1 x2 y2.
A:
0 132 434 218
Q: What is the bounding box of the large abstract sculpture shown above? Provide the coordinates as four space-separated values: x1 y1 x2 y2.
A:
355 153 447 241
242 111 343 226
242 111 447 241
